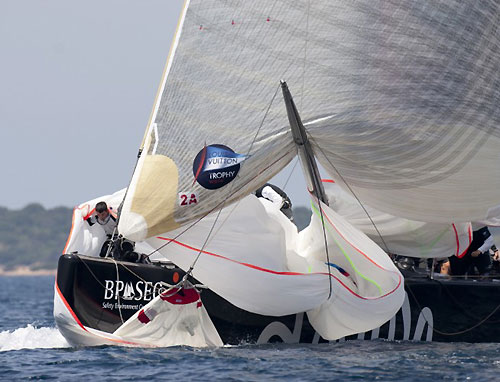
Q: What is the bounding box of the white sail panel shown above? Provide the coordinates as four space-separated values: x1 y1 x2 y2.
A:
298 200 404 340
324 180 472 258
146 195 404 339
113 284 223 348
64 189 124 256
145 196 330 315
303 1 500 222
120 0 306 241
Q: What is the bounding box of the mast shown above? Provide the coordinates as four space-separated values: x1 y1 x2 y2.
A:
281 81 329 205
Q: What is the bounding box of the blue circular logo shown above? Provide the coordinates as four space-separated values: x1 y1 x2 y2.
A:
192 144 247 190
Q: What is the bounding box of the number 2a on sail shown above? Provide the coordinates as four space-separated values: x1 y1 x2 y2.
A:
178 192 198 206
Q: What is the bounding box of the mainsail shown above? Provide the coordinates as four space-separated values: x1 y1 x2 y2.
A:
119 0 500 241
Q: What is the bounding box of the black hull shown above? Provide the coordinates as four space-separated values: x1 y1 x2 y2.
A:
56 254 500 344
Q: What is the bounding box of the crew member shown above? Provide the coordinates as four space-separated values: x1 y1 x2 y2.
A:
449 225 493 276
86 201 117 237
255 183 294 221
86 201 117 257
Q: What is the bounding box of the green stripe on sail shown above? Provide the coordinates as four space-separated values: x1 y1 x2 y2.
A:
311 203 383 295
419 225 450 257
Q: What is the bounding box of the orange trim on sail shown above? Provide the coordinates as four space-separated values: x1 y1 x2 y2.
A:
55 280 145 346
62 204 92 254
155 237 402 300
55 280 87 332
316 199 397 273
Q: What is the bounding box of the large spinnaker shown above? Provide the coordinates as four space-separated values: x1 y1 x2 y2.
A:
119 1 500 242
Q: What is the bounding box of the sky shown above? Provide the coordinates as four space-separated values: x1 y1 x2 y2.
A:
1 0 498 245
0 0 312 210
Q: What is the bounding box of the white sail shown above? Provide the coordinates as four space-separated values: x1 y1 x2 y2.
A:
324 180 472 258
145 196 330 315
119 0 500 242
113 284 223 347
300 200 404 340
145 195 404 340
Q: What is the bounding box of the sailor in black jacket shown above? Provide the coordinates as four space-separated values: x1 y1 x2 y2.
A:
450 225 493 276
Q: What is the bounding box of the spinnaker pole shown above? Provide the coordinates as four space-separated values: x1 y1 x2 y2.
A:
281 80 328 205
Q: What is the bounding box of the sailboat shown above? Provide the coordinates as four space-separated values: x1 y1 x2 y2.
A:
54 0 500 346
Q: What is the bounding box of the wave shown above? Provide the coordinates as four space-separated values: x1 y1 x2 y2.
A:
0 324 70 352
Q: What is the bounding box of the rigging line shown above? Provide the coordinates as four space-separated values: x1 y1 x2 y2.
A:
77 255 107 290
104 228 117 258
182 207 225 281
247 82 281 157
311 191 333 299
77 255 163 301
112 259 178 296
282 157 299 190
210 199 243 239
436 276 500 324
147 83 282 273
115 143 144 229
112 258 125 324
144 84 282 260
182 83 282 276
310 202 384 294
406 282 500 336
177 87 282 281
308 135 392 254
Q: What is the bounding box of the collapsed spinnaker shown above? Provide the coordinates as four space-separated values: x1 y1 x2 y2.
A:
113 283 223 347
300 199 404 340
54 280 222 348
147 195 404 340
145 196 330 316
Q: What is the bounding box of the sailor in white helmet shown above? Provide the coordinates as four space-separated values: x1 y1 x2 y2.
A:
255 183 294 221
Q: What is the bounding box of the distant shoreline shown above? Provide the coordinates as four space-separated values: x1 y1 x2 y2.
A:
0 266 56 276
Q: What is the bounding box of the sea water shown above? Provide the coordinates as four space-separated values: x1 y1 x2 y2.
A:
1 276 499 381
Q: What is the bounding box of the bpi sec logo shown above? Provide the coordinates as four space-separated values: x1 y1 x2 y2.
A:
192 144 247 189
